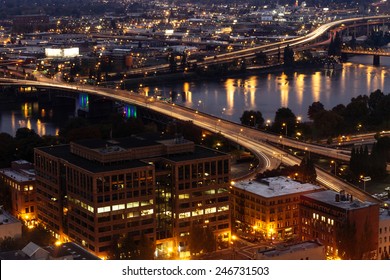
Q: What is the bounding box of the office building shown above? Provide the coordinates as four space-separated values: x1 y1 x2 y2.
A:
34 135 231 258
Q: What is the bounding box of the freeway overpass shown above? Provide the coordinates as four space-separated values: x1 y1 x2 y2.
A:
0 77 382 204
123 15 390 77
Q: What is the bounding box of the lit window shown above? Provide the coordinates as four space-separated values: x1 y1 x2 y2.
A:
192 210 204 216
127 211 139 218
112 204 125 211
179 194 190 199
141 209 153 216
218 205 229 212
97 206 110 213
127 202 139 208
179 212 191 219
205 207 216 214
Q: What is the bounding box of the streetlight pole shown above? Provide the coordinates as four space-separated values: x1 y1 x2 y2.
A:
331 160 337 176
360 176 371 192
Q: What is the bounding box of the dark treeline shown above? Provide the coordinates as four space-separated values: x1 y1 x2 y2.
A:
241 89 390 140
240 88 390 180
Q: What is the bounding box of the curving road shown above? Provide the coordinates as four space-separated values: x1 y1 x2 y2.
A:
0 77 382 204
123 15 390 76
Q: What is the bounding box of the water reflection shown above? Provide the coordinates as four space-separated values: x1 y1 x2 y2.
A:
278 73 289 108
3 57 390 136
224 79 235 112
0 101 67 136
166 56 390 122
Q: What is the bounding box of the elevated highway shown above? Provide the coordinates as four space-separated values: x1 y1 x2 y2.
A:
123 15 390 76
0 77 382 204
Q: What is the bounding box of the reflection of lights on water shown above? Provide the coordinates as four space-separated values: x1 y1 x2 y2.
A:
247 76 257 107
311 71 321 102
11 111 16 131
295 73 305 106
225 79 235 109
279 73 289 108
26 119 31 130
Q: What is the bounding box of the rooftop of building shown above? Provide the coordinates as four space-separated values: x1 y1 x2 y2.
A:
44 242 101 260
0 242 100 260
232 176 323 198
0 168 35 183
164 145 228 162
37 145 150 173
0 250 30 260
36 134 225 170
73 137 160 150
302 190 377 210
0 208 22 226
379 207 390 222
258 240 324 258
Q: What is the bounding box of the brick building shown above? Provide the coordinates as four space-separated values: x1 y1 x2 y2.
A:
0 160 36 227
300 190 379 259
231 177 322 241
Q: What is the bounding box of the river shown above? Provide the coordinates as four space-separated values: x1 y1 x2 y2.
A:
1 56 390 136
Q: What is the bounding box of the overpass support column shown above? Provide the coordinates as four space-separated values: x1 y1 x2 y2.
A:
373 55 380 66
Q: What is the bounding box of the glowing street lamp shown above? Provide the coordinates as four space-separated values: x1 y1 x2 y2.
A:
282 122 287 136
331 160 337 175
360 175 371 192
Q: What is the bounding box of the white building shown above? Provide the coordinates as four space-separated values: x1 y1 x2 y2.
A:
0 208 22 239
255 240 325 260
45 47 79 58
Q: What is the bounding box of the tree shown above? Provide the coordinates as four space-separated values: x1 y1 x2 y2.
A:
299 154 317 183
374 94 390 128
283 45 294 67
0 236 21 251
344 95 369 127
188 224 216 256
328 32 342 56
14 128 44 162
376 136 390 164
312 110 344 138
272 107 296 136
109 234 154 260
22 224 56 247
240 110 264 129
137 235 155 260
308 101 325 120
0 133 16 167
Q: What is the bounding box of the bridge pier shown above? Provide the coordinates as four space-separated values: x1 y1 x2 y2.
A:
373 55 380 66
